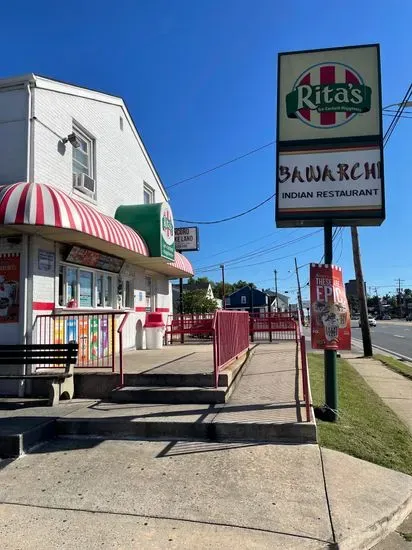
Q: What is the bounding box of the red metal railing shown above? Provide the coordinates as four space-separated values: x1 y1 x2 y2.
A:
297 310 312 422
165 314 215 344
117 312 130 386
213 310 249 387
249 313 297 342
33 311 126 372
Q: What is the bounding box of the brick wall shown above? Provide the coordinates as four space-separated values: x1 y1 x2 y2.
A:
32 85 167 217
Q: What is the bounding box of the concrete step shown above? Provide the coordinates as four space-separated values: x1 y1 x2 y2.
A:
56 415 316 444
111 386 227 404
0 419 56 458
124 373 228 388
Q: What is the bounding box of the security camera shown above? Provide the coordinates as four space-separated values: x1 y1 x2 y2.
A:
62 133 81 148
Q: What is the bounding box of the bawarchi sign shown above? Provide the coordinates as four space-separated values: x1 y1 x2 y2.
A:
276 44 384 227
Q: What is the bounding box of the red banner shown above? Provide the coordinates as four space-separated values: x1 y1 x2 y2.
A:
310 264 351 350
0 254 20 323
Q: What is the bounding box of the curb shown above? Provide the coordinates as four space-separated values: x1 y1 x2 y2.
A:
336 491 412 550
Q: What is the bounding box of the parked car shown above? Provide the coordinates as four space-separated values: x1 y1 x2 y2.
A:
406 313 412 322
359 316 376 327
382 314 391 320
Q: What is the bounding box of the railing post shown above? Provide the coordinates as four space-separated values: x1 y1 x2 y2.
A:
111 312 116 373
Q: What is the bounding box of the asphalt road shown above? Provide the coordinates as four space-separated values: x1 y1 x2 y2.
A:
352 321 412 360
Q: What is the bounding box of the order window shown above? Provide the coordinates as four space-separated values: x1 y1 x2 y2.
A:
60 266 115 308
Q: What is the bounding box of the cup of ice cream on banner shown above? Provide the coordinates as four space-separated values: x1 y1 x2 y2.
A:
321 306 340 349
311 301 330 327
333 302 348 328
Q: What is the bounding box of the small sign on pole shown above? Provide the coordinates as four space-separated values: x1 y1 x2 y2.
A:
310 264 351 350
174 227 199 252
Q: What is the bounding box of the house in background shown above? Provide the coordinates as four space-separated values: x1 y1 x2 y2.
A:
265 290 289 312
225 286 268 313
172 281 222 312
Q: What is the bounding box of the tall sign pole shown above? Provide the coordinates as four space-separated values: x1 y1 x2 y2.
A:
276 44 384 423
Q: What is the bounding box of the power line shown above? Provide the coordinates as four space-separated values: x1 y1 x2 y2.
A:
175 193 275 224
194 230 320 271
384 84 412 147
167 141 274 190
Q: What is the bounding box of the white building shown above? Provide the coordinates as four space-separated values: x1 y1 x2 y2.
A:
0 74 193 360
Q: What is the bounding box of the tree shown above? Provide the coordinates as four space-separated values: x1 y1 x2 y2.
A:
182 290 218 314
213 281 234 300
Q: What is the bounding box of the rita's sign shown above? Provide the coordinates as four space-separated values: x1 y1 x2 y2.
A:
276 44 384 228
286 62 372 128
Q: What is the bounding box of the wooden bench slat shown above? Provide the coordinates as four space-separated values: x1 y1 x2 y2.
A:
0 374 71 380
0 359 77 365
0 343 78 350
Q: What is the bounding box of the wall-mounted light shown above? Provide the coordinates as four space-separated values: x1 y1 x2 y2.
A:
62 132 81 148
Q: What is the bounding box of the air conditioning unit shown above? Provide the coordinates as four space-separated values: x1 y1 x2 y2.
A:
72 172 96 197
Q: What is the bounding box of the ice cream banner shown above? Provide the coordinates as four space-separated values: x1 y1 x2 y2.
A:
310 264 351 350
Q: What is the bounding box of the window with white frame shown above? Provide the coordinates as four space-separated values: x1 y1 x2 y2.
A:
143 183 155 204
72 124 96 199
58 265 114 308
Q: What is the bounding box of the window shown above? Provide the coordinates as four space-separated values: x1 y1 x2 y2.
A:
72 125 96 199
79 270 93 307
143 183 155 204
145 276 153 311
60 266 115 308
72 126 94 178
124 280 133 309
241 295 247 305
66 267 78 302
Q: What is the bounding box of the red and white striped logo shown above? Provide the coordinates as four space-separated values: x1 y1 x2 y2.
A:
287 62 369 129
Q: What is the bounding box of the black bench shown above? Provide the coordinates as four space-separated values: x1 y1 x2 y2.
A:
0 342 78 406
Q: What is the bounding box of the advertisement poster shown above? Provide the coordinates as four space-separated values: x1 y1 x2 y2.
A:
78 317 89 363
66 318 78 343
89 316 99 361
0 254 20 323
54 317 65 344
310 264 351 350
99 316 109 359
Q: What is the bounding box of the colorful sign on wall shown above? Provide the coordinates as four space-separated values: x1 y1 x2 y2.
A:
0 253 20 323
276 44 384 227
310 264 351 350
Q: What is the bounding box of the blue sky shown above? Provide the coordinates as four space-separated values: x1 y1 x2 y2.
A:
1 1 411 302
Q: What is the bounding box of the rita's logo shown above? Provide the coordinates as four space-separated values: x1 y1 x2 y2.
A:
162 209 174 239
286 62 372 129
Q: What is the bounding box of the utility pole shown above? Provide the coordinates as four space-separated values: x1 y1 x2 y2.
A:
294 257 305 324
375 287 381 317
274 269 279 311
220 264 226 309
395 278 405 317
351 227 372 357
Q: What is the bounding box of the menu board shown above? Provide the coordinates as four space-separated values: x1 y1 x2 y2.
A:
66 246 124 273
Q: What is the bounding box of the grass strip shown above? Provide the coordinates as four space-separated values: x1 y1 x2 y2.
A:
374 354 412 381
309 353 412 476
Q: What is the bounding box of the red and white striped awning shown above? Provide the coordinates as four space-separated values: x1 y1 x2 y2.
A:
0 182 149 257
0 182 194 278
165 251 194 278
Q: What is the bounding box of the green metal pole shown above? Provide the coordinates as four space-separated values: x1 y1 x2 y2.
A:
324 222 338 422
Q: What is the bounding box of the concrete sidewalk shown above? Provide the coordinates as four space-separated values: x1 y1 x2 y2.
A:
0 439 411 549
1 343 412 548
